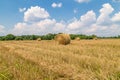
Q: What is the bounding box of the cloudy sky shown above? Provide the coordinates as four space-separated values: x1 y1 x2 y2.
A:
0 0 120 36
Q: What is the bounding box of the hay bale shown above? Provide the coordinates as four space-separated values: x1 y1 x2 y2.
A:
54 34 71 45
93 37 97 40
37 38 41 41
75 37 80 41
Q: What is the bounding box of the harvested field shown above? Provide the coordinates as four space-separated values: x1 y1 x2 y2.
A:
0 39 120 80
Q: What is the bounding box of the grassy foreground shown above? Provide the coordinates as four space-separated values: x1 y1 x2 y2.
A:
0 39 120 80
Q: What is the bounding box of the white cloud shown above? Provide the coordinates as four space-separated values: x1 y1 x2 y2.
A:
67 3 120 36
67 19 82 30
9 3 120 36
67 10 96 30
11 6 65 35
112 12 120 22
85 24 98 33
83 3 120 36
80 10 96 25
99 3 114 14
19 8 26 12
113 0 120 2
97 3 114 25
85 24 108 33
36 19 56 28
0 25 5 32
24 6 50 22
51 2 62 8
0 25 5 35
12 20 51 35
53 22 66 33
12 23 27 35
12 19 66 35
75 0 90 3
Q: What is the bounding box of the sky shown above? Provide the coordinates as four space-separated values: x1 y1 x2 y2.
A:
0 0 120 36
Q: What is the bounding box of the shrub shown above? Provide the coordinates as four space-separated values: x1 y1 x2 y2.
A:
5 34 15 40
15 36 23 40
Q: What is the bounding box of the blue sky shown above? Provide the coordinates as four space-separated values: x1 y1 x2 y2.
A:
0 0 120 36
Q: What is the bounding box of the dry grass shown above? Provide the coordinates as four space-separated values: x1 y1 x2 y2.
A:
0 39 120 80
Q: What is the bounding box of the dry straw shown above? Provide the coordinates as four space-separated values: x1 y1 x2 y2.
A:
54 33 71 45
75 37 80 41
93 37 98 40
37 38 41 41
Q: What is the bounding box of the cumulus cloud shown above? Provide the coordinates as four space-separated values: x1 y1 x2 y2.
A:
97 3 114 25
83 3 120 36
67 10 96 30
24 6 50 22
67 3 120 36
112 12 120 22
12 23 27 35
53 23 65 32
75 0 90 3
10 3 120 36
0 25 5 35
85 24 107 34
19 8 26 12
80 10 96 25
11 6 66 35
0 25 5 32
85 24 98 33
12 18 66 35
67 19 82 30
51 2 62 8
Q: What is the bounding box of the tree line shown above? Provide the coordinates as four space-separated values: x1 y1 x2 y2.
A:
0 33 120 41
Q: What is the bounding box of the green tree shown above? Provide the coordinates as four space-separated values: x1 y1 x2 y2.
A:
92 34 97 38
5 34 15 40
15 36 23 40
30 35 37 40
0 36 5 41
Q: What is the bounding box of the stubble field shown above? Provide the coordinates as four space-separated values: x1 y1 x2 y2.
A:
0 39 120 80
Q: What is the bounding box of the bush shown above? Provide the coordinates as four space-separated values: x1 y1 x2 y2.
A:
5 34 15 40
0 36 5 41
15 36 23 40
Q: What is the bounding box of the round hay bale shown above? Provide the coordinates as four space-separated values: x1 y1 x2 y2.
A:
75 37 80 41
93 37 97 40
37 38 41 41
54 34 71 45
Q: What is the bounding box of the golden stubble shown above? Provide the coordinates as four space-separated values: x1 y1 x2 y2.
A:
0 39 120 80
